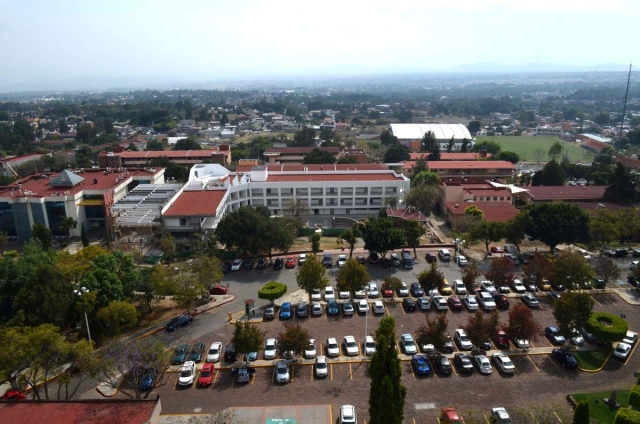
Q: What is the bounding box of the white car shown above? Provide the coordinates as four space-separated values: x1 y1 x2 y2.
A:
337 255 347 267
512 338 530 349
481 281 497 295
492 353 516 374
315 356 328 378
455 255 468 266
310 288 322 301
474 355 492 374
305 339 317 359
339 289 351 299
353 288 366 299
463 296 479 311
512 279 526 294
343 336 359 356
340 405 357 424
398 281 409 297
491 407 512 423
570 328 585 346
372 300 385 314
206 342 222 363
614 342 632 360
324 286 335 301
367 282 379 298
357 299 369 313
454 329 473 350
630 261 639 270
623 331 638 346
364 336 376 355
454 279 467 295
476 291 496 310
326 338 340 357
264 338 278 360
231 259 243 271
298 253 307 264
432 295 449 311
178 361 196 386
275 359 290 384
400 334 418 355
311 302 323 316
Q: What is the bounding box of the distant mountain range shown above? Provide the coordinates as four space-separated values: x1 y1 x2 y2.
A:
446 62 630 73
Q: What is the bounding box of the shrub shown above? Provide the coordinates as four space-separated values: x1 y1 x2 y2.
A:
629 386 640 411
614 408 640 424
573 400 590 424
586 312 629 343
4 250 18 258
258 281 287 302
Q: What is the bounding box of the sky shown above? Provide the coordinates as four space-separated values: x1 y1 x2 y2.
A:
1 0 639 87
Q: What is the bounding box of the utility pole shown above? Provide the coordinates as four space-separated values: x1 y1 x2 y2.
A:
618 64 632 152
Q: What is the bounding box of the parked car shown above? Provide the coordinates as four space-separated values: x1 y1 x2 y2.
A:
326 338 340 357
323 252 333 267
256 257 267 268
311 302 323 316
552 348 578 368
189 342 206 363
440 407 461 424
304 339 317 359
476 291 496 310
440 280 453 295
491 408 513 424
493 330 510 349
448 296 463 310
521 293 540 308
353 288 366 298
275 359 290 384
296 302 308 318
454 329 473 350
425 252 438 263
570 328 585 346
474 355 492 374
490 246 504 253
264 338 278 360
398 281 409 297
453 279 466 295
512 338 530 349
511 279 526 294
463 296 479 311
140 368 157 391
410 282 424 297
178 361 197 386
165 313 193 332
417 297 431 311
273 258 284 270
454 255 468 266
434 355 452 375
400 334 418 355
623 331 638 346
342 301 355 317
492 353 516 374
364 336 376 355
480 281 497 295
356 256 366 264
343 335 359 356
223 344 237 362
206 342 222 363
315 356 328 378
280 302 292 320
340 405 357 424
198 363 215 387
231 259 243 271
264 305 275 320
311 288 322 301
222 262 231 274
338 289 350 299
614 342 632 360
368 250 380 264
545 326 566 345
234 363 251 384
327 299 340 316
337 254 347 267
244 259 255 270
412 354 432 376
372 300 385 314
324 286 335 301
367 282 379 298
492 294 510 309
381 283 394 298
298 253 307 265
438 248 451 261
285 256 296 268
357 299 369 313
390 253 401 267
209 284 229 295
172 343 190 365
432 295 449 312
454 353 474 373
403 297 416 312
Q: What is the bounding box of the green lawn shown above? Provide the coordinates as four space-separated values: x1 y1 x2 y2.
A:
476 135 594 163
573 348 612 371
572 390 629 423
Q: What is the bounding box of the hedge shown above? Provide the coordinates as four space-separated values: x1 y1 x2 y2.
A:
586 312 629 343
630 386 640 411
258 281 287 302
614 408 640 424
4 250 18 258
322 228 346 237
299 228 316 237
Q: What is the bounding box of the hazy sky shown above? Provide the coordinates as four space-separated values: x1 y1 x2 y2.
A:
1 0 638 84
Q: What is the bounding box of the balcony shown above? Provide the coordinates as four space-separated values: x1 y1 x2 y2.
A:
340 189 353 196
326 189 338 196
310 188 323 196
280 189 293 197
370 188 383 196
340 199 353 206
296 189 309 197
355 188 368 196
266 190 278 197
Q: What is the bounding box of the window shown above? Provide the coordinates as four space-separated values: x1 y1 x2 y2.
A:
45 201 67 236
180 218 187 226
493 197 497 201
500 197 504 201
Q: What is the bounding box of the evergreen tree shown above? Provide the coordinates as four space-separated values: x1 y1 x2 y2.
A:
81 224 89 247
572 401 590 424
369 316 406 424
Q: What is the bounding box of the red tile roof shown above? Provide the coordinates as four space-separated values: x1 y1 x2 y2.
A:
445 202 518 222
0 399 159 424
525 186 606 200
105 150 227 159
264 147 341 155
428 161 515 170
581 138 609 153
617 156 640 170
0 153 46 164
164 190 227 216
409 153 491 160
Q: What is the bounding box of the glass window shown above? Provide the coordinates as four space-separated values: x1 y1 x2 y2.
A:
45 201 67 236
0 202 16 236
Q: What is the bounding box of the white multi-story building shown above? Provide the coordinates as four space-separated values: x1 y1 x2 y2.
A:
535 126 563 137
161 163 410 232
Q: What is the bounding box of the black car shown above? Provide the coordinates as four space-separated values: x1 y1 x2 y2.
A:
410 283 424 297
382 258 393 268
172 343 190 365
416 297 431 311
551 348 578 368
244 259 255 270
256 258 267 269
434 355 452 375
224 344 237 362
605 248 629 258
189 342 206 362
273 258 284 270
369 251 380 264
550 281 565 291
492 294 510 309
593 277 606 289
454 353 474 372
403 298 416 312
296 302 308 318
222 262 231 274
425 253 437 263
165 313 193 332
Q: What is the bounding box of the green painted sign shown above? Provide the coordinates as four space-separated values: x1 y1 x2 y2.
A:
265 419 296 424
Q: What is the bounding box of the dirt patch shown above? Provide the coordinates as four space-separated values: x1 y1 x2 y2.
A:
135 299 179 329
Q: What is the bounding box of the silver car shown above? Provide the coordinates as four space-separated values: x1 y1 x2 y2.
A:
492 353 515 374
400 334 418 355
275 359 290 383
372 300 385 314
475 355 492 374
364 336 376 355
315 356 328 378
264 338 278 360
326 338 340 357
311 302 323 316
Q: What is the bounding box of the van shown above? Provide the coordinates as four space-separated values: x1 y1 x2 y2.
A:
438 249 451 262
323 252 333 267
402 250 413 269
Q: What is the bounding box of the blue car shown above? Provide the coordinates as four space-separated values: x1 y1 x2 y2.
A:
139 368 156 391
280 302 292 320
246 351 258 362
412 354 432 376
327 300 340 316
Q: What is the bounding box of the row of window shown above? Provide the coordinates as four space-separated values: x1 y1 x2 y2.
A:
472 196 512 202
253 187 397 196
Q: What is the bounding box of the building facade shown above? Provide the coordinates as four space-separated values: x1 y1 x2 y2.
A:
427 160 515 180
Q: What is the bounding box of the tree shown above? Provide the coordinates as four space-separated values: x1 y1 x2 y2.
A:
292 127 316 147
260 217 296 261
361 217 405 259
231 322 265 360
171 269 205 309
415 313 449 352
277 324 309 358
498 151 520 164
428 141 441 161
58 119 69 134
572 401 590 424
447 136 455 153
59 217 77 238
463 310 500 350
614 208 640 244
380 130 398 145
532 160 566 186
472 141 501 155
605 163 638 203
416 263 444 294
411 171 440 187
467 120 481 134
505 304 541 348
369 316 406 424
216 206 272 256
309 233 321 254
337 156 357 164
96 301 138 336
303 148 336 164
32 223 53 250
319 127 334 141
552 291 593 340
296 255 329 299
282 198 309 218
336 259 370 294
420 131 437 153
174 136 202 150
402 221 424 258
384 143 411 163
461 138 469 153
81 223 89 247
548 141 563 161
469 221 504 253
551 251 594 290
532 147 545 163
464 205 484 222
337 229 357 258
159 233 176 260
522 253 555 286
484 257 515 289
191 256 224 290
526 203 591 252
461 260 481 293
591 255 620 286
590 209 619 246
257 281 287 303
220 113 229 127
382 276 403 295
503 212 529 251
406 184 441 215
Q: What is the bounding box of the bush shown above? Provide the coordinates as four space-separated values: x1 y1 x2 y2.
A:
299 228 316 237
586 312 629 343
614 408 640 424
4 250 18 258
629 386 640 411
258 281 287 302
322 228 346 237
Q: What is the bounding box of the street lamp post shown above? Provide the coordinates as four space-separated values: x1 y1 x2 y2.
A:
363 286 370 344
74 287 92 345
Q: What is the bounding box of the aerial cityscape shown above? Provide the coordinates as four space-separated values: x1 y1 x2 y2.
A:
1 1 640 424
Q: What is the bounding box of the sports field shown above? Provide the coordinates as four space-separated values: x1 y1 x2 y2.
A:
475 135 593 163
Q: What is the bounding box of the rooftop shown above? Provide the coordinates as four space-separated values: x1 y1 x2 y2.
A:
263 146 341 155
579 134 612 143
409 153 490 161
445 201 518 222
389 123 472 140
265 173 402 182
164 190 228 217
111 150 227 159
235 163 389 173
428 161 515 170
525 185 607 200
112 184 183 227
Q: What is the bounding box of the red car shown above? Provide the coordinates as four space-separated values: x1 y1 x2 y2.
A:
425 252 437 263
440 407 461 423
492 294 510 309
490 246 504 254
493 329 510 349
448 296 463 310
209 284 229 295
285 256 296 268
1 389 26 400
381 284 394 298
198 363 215 387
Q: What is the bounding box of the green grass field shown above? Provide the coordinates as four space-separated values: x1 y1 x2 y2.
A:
476 136 594 163
572 390 630 423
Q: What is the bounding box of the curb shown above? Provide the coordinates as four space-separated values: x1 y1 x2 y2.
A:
577 348 614 373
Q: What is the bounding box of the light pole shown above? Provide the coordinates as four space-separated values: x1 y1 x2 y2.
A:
363 286 370 344
74 287 92 345
454 238 465 266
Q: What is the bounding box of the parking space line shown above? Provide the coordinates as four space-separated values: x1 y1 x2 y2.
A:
212 370 219 387
451 363 458 376
401 305 406 315
484 414 490 424
410 362 416 378
592 297 603 306
531 412 539 423
413 419 417 424
624 340 640 366
604 295 616 303
231 373 236 385
329 405 332 423
547 355 560 370
251 371 255 384
349 363 353 380
310 364 314 381
528 356 540 372
330 364 333 381
553 411 563 423
386 307 391 316
271 368 275 384
530 342 536 348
